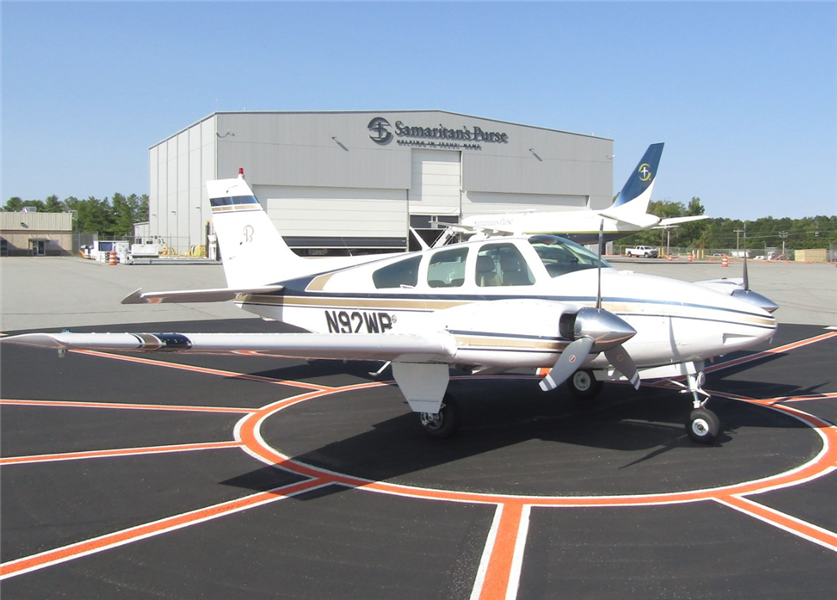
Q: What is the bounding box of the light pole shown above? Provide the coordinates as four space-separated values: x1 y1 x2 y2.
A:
734 228 744 256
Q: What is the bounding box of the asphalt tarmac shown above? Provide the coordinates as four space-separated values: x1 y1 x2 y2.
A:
1 256 836 598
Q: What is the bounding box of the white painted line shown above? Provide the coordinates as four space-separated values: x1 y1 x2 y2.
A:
505 505 532 600
469 504 504 600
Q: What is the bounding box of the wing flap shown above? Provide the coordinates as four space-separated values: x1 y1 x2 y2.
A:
2 331 457 363
121 286 284 305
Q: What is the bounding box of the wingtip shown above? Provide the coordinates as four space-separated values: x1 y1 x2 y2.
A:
121 288 147 305
0 333 67 349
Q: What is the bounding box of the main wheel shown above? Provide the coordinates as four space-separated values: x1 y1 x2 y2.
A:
687 408 720 444
419 394 460 439
566 369 603 399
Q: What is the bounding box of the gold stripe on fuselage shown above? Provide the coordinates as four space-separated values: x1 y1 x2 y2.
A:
238 294 775 329
453 334 568 351
243 294 466 312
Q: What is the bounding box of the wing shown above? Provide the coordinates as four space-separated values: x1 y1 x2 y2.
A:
1 331 457 363
121 285 284 305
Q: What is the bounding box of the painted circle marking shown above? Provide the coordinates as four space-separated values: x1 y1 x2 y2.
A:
236 380 837 508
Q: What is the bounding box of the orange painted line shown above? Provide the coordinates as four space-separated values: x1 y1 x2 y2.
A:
717 495 837 553
0 440 243 466
0 398 253 414
770 392 837 404
706 331 837 374
0 477 327 580
71 350 334 392
477 502 526 600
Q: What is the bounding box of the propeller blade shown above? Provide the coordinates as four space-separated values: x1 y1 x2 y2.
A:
596 219 604 309
742 222 749 291
604 345 640 390
742 251 750 291
539 336 595 392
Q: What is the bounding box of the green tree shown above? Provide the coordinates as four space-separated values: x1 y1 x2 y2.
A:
3 198 46 212
64 196 117 236
4 197 24 211
43 195 64 212
111 193 149 236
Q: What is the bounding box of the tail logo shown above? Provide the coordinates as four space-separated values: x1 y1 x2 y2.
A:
638 163 652 182
243 225 255 243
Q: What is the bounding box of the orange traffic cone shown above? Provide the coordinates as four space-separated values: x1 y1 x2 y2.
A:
721 255 728 268
109 251 117 265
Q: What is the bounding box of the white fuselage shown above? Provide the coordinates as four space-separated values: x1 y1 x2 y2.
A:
235 237 776 373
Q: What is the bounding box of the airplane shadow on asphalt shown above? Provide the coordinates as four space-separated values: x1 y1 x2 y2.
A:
221 370 819 499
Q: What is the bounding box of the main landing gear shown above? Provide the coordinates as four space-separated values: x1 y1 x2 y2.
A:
419 393 460 439
566 369 604 400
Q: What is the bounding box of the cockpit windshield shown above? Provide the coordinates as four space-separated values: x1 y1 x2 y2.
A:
528 235 612 278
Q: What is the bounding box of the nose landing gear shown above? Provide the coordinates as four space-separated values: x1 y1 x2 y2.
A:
675 367 720 444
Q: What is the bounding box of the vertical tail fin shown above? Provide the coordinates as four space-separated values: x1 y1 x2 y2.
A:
207 172 307 288
609 143 664 215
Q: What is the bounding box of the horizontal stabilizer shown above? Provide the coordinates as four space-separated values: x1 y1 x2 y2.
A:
598 210 659 229
655 215 710 229
121 286 284 305
1 331 457 363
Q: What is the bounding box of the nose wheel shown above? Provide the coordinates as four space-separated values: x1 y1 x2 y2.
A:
687 408 720 444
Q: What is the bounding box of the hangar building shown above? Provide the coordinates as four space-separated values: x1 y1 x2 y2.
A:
148 111 613 255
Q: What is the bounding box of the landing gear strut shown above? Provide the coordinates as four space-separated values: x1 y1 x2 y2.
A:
419 393 460 439
677 366 720 444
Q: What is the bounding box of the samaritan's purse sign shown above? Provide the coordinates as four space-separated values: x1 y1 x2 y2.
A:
368 117 509 147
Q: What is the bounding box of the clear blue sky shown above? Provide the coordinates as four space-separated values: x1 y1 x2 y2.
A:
2 1 835 220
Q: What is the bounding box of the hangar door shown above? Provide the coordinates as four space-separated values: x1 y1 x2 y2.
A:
256 185 408 251
408 150 462 247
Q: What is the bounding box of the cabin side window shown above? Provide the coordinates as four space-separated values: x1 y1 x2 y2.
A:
372 256 421 289
475 243 535 287
427 247 469 288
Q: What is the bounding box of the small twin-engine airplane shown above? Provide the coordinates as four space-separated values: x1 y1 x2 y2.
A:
2 171 778 443
436 143 709 246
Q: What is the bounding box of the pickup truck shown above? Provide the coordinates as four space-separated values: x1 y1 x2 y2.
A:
625 245 659 258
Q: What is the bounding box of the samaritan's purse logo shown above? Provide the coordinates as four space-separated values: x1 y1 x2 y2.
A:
368 116 509 147
368 117 393 145
638 163 652 182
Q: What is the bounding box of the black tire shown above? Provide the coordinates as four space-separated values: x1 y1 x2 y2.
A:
419 394 460 439
687 408 720 444
566 369 603 399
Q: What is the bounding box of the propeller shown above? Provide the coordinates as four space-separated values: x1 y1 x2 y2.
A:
539 220 641 392
730 224 778 313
